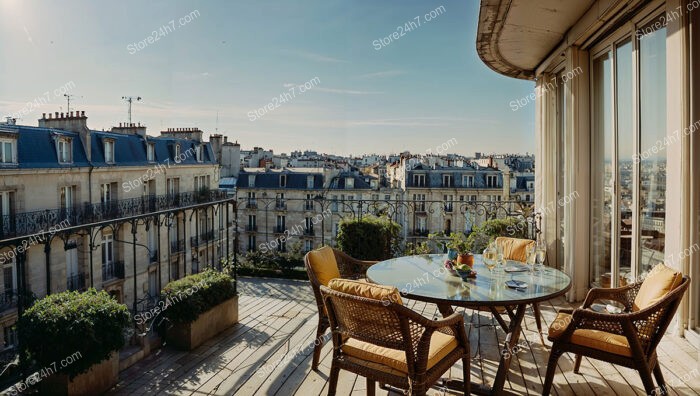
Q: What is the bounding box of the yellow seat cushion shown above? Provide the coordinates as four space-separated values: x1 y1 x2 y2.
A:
495 237 535 262
548 313 631 357
341 331 459 373
307 246 341 286
633 263 683 311
328 278 403 306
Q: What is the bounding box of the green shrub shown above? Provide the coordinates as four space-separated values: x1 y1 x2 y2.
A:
18 289 130 379
336 216 400 260
240 241 304 272
467 217 531 252
161 269 236 325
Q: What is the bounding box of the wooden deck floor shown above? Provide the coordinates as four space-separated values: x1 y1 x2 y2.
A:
109 277 700 396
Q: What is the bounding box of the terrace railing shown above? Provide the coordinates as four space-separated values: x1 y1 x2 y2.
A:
0 189 231 241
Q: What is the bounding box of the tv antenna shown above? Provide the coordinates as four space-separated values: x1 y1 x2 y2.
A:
64 94 83 114
121 96 142 125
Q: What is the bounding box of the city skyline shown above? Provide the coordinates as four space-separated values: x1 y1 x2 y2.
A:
0 0 536 156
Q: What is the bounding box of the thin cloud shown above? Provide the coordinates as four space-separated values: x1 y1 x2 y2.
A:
314 87 383 95
357 70 405 79
281 49 345 63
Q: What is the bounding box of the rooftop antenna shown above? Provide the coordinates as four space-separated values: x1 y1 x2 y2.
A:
215 110 219 133
121 96 142 125
63 94 82 114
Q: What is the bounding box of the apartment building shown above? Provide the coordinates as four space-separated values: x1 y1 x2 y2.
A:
0 112 234 350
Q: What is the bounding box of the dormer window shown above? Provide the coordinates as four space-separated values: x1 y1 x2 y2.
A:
195 145 203 162
463 175 474 188
103 139 115 163
346 177 354 189
413 174 426 187
306 175 314 189
280 174 287 188
57 137 72 164
248 175 255 188
0 138 16 164
174 144 181 160
147 143 155 162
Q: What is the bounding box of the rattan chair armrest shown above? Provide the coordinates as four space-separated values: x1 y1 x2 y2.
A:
582 284 636 309
426 312 465 329
569 307 629 336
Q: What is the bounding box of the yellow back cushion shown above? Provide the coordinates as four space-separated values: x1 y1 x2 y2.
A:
495 237 535 262
633 263 683 311
307 246 340 286
328 278 403 306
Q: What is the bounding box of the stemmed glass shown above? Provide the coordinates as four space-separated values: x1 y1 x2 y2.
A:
495 243 506 275
535 240 546 273
483 242 497 278
526 244 536 274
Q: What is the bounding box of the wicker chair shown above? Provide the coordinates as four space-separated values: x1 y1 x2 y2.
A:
542 269 690 396
304 246 378 370
320 280 470 396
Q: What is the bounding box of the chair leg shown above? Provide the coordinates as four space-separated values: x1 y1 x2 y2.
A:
328 364 340 396
462 355 471 396
532 303 543 333
637 364 657 396
653 363 668 395
573 354 582 374
542 346 563 396
366 378 376 396
312 318 328 371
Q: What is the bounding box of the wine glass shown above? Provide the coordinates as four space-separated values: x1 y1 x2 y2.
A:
483 242 497 276
535 240 546 272
495 243 506 275
526 244 536 274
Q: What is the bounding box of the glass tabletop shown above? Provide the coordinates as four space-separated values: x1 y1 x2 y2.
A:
366 254 572 307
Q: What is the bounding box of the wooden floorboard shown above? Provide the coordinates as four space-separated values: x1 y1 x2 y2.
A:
107 276 699 396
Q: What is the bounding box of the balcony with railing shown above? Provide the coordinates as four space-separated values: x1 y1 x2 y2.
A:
170 239 185 253
102 260 125 282
0 290 17 313
0 189 231 242
67 273 86 291
275 200 287 210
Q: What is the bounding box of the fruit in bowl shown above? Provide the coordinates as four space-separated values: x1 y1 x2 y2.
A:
454 263 477 280
444 260 459 276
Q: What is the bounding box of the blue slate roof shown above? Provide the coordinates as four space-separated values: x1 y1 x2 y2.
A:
0 124 216 169
237 170 323 189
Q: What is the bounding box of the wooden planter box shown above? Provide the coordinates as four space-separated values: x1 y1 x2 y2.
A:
38 353 119 396
166 295 239 350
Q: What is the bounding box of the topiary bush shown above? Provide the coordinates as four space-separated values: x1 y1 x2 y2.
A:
467 217 532 252
161 269 236 325
336 216 400 260
18 289 130 379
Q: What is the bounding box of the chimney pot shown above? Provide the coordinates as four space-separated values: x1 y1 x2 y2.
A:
42 113 46 119
48 113 52 119
60 112 64 118
119 122 122 127
81 111 85 117
55 112 59 118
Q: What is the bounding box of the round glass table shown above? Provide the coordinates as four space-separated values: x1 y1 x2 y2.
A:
366 254 571 396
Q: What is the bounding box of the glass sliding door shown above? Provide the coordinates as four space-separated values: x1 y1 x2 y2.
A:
638 19 667 276
590 12 667 287
591 51 613 287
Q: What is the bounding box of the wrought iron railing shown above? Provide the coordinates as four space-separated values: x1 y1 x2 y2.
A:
67 273 86 291
0 290 18 312
102 260 125 282
0 189 230 241
236 196 538 248
170 239 185 253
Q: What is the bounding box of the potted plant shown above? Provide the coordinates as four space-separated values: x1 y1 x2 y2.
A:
162 269 238 350
445 232 475 267
18 289 131 395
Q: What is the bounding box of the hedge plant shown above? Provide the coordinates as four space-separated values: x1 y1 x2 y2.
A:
467 217 531 252
160 269 236 325
336 216 400 260
18 289 130 379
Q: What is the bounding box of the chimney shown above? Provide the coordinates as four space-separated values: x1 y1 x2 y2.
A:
38 110 91 160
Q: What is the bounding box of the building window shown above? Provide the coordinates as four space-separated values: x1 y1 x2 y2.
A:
100 183 113 203
0 191 16 218
3 257 17 299
276 215 286 232
486 175 498 188
174 144 181 160
413 174 426 187
247 191 256 206
304 240 313 252
463 175 474 188
101 233 114 273
195 145 203 162
147 143 155 162
194 175 208 192
66 243 80 291
413 194 426 212
60 186 75 212
57 137 72 163
248 175 255 188
166 178 179 195
345 177 354 189
248 235 256 251
0 139 16 164
444 195 453 212
104 140 115 163
442 174 453 188
280 174 287 188
307 175 314 189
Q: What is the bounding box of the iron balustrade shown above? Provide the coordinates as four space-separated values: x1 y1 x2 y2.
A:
170 239 185 253
0 189 230 241
102 260 125 282
0 290 17 312
67 273 86 291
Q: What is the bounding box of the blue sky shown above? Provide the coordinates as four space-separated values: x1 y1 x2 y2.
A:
0 0 535 156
